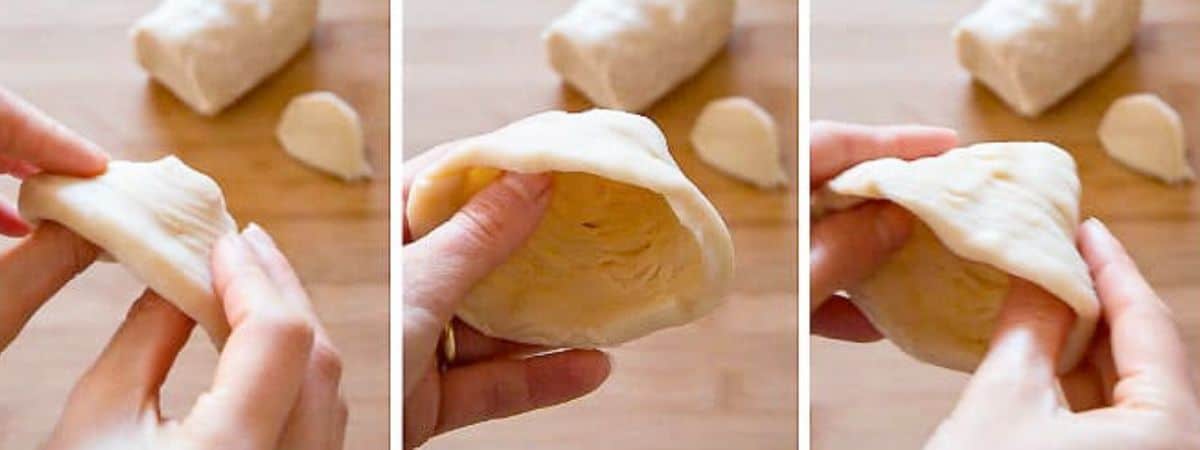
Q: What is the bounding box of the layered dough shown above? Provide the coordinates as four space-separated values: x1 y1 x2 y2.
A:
406 110 734 347
19 157 236 344
954 0 1141 117
131 0 319 115
543 0 735 112
1098 93 1194 184
690 97 788 189
817 142 1099 372
277 92 372 181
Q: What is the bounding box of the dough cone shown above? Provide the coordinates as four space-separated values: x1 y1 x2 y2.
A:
20 157 236 344
1098 93 1194 184
406 110 734 347
817 142 1099 372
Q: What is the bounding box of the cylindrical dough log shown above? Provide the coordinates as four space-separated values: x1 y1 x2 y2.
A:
131 0 319 116
406 110 734 347
543 0 735 112
817 142 1099 373
954 0 1142 117
19 157 237 345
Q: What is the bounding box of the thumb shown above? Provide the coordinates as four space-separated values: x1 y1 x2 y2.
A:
958 277 1074 412
405 171 553 320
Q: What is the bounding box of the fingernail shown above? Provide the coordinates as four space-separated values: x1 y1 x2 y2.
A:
501 172 553 203
875 203 914 250
1083 217 1109 235
242 222 277 251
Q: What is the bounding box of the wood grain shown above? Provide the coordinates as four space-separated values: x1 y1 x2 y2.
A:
0 1 389 448
813 1 1200 448
404 1 798 449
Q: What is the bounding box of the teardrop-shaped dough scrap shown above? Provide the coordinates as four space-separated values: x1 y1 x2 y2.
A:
690 97 788 189
19 157 236 344
131 0 318 116
1098 93 1194 184
406 110 734 347
543 0 735 112
953 0 1141 117
276 92 372 181
817 142 1099 373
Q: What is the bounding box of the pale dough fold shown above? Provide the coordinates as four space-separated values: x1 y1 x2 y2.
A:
406 110 734 347
1098 93 1194 184
19 157 236 344
277 92 372 181
131 0 319 116
543 0 735 112
954 0 1141 117
817 142 1099 373
690 97 788 189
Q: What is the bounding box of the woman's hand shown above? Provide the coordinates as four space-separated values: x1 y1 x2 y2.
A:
44 225 348 450
403 148 610 449
0 87 109 352
926 219 1200 449
809 121 957 342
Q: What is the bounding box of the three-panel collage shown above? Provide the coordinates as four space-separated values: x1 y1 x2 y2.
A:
0 0 1196 449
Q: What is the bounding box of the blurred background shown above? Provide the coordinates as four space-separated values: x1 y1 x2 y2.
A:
0 1 389 447
404 1 798 449
812 0 1200 448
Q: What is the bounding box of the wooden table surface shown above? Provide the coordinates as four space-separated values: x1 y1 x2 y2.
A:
813 0 1200 448
0 1 389 448
404 1 798 449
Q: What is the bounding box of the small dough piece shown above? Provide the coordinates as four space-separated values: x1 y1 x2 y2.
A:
690 97 787 189
817 142 1099 373
954 0 1142 117
277 92 372 181
19 157 237 344
406 110 734 347
131 0 319 116
1098 93 1194 184
543 0 735 112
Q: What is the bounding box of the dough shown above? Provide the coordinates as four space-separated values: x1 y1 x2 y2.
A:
543 0 735 112
1098 93 1194 184
131 0 319 116
817 142 1099 373
277 92 372 181
953 0 1141 117
406 110 734 347
690 97 787 189
19 157 237 344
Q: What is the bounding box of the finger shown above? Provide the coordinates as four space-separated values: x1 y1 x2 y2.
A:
1077 218 1196 403
0 222 97 350
435 349 610 435
960 278 1074 410
810 201 913 308
188 233 314 448
811 295 883 342
241 223 348 450
451 320 553 365
0 199 31 236
0 87 107 176
402 142 458 243
0 154 41 178
810 121 958 187
405 171 552 323
71 291 194 409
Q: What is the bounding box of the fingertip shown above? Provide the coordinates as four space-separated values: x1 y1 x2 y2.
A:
0 203 31 237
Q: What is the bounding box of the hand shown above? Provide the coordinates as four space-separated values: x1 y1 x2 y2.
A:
0 87 109 352
926 219 1200 450
44 225 348 450
403 148 611 449
809 121 958 342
